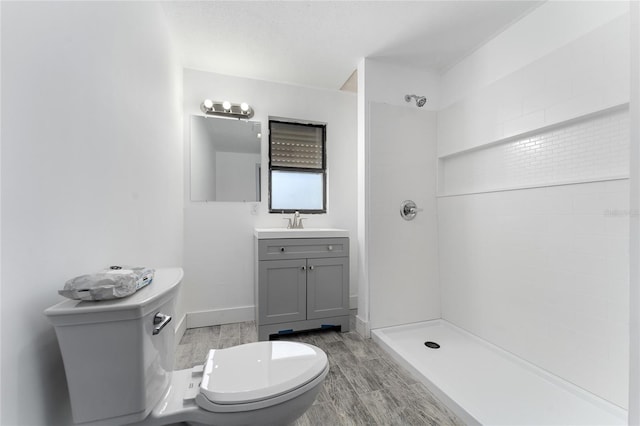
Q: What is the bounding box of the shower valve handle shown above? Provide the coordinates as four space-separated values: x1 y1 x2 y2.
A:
400 200 422 221
405 206 423 215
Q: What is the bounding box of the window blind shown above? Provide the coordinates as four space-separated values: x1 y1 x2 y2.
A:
270 122 324 169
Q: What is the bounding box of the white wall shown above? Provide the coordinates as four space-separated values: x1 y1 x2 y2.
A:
357 59 441 331
0 3 183 425
368 103 439 329
182 69 357 327
364 59 440 111
437 2 630 408
356 58 370 336
629 2 640 422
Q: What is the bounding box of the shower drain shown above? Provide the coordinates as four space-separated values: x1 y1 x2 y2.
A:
424 341 440 349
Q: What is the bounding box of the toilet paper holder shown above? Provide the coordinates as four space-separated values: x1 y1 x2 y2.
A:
400 200 423 221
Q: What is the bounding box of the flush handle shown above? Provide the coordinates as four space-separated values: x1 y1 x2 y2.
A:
153 312 172 335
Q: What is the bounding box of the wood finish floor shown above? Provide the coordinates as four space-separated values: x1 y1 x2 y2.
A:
175 317 463 426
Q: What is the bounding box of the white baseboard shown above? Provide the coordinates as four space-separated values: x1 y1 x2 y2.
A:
349 294 358 310
175 313 187 343
355 314 370 338
186 306 255 329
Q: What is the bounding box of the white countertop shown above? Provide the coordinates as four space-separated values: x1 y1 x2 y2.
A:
254 228 349 239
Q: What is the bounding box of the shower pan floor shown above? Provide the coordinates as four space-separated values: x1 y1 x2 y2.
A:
371 320 626 426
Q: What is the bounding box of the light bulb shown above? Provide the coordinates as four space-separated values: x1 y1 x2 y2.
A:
222 101 231 111
203 99 214 110
240 102 249 112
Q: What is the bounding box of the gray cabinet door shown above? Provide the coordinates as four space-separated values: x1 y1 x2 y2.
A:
306 257 349 320
258 259 307 325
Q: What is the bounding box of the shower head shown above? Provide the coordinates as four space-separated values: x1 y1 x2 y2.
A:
404 94 427 107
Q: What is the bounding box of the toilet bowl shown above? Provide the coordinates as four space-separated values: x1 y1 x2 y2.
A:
145 341 329 426
44 268 328 426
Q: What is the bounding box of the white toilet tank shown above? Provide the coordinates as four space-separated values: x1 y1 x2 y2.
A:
45 268 184 425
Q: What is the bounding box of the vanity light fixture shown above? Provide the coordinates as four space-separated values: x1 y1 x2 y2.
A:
200 99 254 119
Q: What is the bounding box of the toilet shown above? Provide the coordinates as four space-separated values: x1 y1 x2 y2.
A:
44 268 328 426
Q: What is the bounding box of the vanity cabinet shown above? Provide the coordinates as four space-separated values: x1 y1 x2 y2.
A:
255 237 349 340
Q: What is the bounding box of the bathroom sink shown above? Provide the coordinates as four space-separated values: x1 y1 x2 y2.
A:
254 228 349 239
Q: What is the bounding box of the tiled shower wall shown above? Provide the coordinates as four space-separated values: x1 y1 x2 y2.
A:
441 107 629 195
437 7 630 408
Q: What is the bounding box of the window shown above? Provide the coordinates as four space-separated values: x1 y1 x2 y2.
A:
269 120 326 213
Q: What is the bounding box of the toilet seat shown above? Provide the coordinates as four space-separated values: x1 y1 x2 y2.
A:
196 341 328 413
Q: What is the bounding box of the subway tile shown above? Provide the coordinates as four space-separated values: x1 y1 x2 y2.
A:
442 108 628 195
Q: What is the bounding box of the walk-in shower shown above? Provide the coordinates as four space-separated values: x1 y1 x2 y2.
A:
364 2 632 425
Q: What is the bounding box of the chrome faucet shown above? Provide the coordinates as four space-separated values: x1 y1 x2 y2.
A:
284 211 305 229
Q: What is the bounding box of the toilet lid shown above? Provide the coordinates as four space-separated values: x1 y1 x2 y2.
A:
199 341 327 405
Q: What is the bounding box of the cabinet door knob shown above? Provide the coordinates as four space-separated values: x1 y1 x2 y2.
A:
280 247 285 252
309 265 314 271
328 245 333 251
301 266 306 271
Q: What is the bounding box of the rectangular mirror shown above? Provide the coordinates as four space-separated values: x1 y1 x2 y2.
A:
190 115 262 202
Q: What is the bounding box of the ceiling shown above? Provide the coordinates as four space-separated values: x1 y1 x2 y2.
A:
162 1 542 90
